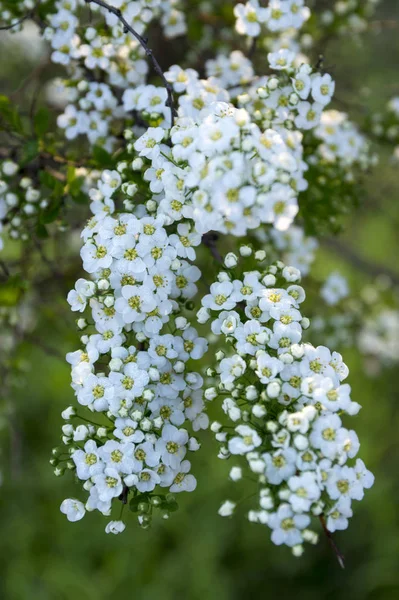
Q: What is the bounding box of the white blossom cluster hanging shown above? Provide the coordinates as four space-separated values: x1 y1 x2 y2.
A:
201 252 374 555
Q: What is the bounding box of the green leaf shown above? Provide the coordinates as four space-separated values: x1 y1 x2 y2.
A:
92 145 113 167
0 275 25 307
0 95 24 135
34 107 50 138
70 191 88 205
35 222 49 239
40 199 62 224
21 140 39 165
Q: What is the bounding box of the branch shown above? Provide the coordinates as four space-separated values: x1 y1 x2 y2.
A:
319 515 345 569
0 13 31 31
22 332 65 362
322 237 399 286
202 231 224 264
84 0 176 127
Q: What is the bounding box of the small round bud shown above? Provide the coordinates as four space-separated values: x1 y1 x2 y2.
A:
267 381 281 398
252 404 267 418
103 295 114 308
268 77 279 90
77 318 87 330
131 157 143 170
224 252 238 268
97 279 109 291
239 245 252 257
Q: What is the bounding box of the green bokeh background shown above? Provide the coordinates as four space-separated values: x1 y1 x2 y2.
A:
1 1 399 598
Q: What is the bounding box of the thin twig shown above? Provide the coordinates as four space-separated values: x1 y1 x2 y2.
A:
319 515 345 569
202 231 224 264
0 13 31 31
0 259 10 278
322 237 399 286
84 0 176 126
248 37 257 59
22 332 65 362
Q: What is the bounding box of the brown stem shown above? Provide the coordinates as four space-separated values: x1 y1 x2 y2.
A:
322 237 399 286
319 515 345 569
0 13 32 31
84 0 176 127
202 231 224 264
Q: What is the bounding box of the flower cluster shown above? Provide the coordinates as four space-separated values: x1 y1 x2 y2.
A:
370 97 399 160
234 0 310 38
0 0 386 556
359 309 399 367
314 110 373 171
313 0 381 36
235 61 335 133
255 225 318 277
42 0 186 147
58 163 211 532
200 251 373 555
132 103 306 236
320 272 349 307
0 159 49 246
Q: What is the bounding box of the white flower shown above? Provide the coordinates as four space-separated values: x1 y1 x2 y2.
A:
268 504 310 547
169 460 197 493
311 73 335 106
60 498 86 522
136 469 161 492
67 278 95 312
134 127 164 159
228 425 261 455
264 448 297 484
105 520 126 534
288 472 321 512
92 468 123 502
218 500 236 517
326 497 352 532
234 1 267 37
321 272 349 306
268 49 296 71
156 424 189 469
219 355 246 384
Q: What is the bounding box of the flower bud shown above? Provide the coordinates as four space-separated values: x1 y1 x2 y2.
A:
224 252 238 268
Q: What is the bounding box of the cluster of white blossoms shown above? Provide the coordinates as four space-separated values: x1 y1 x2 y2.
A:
370 97 399 161
199 251 373 554
58 160 213 531
41 0 186 147
358 309 399 367
232 60 335 134
0 0 387 554
0 159 50 246
234 0 310 38
133 102 306 236
254 226 318 277
320 272 349 307
315 0 381 36
313 110 374 171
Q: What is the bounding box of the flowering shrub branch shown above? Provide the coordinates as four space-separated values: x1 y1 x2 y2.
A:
84 0 177 126
0 0 397 563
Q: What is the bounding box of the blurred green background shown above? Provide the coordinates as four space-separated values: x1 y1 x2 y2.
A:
1 1 399 599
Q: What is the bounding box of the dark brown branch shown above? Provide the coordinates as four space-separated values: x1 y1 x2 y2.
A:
119 484 129 504
319 515 345 569
202 231 223 264
322 237 399 287
0 259 10 278
21 332 65 362
248 37 257 59
84 0 176 126
0 13 31 31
